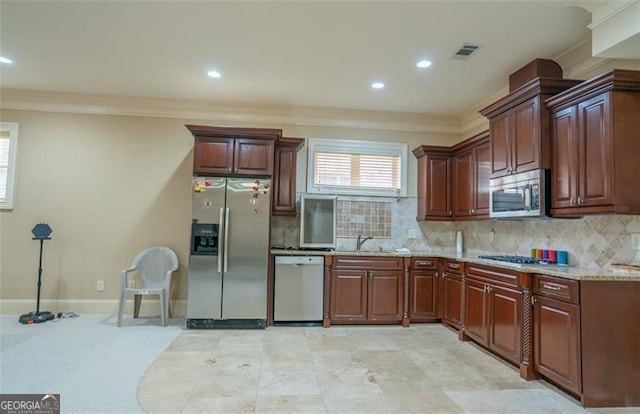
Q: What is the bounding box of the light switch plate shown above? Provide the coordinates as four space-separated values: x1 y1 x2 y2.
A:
631 233 640 250
408 229 418 239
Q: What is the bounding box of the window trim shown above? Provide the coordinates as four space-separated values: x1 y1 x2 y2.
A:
0 122 19 209
306 138 408 197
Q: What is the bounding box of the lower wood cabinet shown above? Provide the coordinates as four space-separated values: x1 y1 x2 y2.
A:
533 280 581 394
464 274 523 364
462 264 533 377
532 274 640 407
329 256 405 325
439 259 463 329
409 257 439 321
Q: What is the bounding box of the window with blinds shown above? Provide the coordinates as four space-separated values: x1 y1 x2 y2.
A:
0 123 19 209
307 138 407 197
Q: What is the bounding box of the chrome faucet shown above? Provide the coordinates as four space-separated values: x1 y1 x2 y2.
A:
356 235 373 251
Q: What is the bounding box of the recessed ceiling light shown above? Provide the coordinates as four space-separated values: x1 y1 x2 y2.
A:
0 56 13 64
371 82 385 89
416 60 432 68
207 70 222 78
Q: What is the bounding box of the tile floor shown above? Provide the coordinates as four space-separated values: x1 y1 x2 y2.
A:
137 324 637 414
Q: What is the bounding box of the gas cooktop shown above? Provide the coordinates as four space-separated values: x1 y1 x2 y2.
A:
478 255 551 265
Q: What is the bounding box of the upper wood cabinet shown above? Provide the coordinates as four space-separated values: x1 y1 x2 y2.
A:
413 146 453 220
186 125 281 176
272 137 304 216
546 69 640 216
452 132 490 219
413 131 490 221
480 77 581 179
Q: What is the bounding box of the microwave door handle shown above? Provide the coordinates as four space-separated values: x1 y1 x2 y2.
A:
218 207 224 273
523 184 531 211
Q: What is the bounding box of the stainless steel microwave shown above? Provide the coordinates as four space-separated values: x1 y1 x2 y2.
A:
489 169 549 219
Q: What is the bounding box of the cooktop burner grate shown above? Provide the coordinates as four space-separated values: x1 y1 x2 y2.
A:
478 255 549 264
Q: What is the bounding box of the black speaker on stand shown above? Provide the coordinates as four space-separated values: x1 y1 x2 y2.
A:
19 223 55 324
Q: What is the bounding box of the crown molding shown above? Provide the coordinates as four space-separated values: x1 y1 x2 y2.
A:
0 88 462 135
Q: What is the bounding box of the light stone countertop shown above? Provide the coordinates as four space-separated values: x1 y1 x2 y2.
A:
270 248 640 281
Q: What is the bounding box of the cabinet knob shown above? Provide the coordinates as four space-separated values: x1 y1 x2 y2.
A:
448 210 453 216
577 197 583 205
531 296 537 306
570 198 575 206
435 271 439 278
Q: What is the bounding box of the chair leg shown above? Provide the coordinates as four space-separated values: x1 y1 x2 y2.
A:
133 294 142 318
117 290 127 327
159 291 167 327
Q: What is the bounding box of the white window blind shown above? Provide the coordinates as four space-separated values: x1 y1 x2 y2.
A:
0 123 19 209
307 138 407 197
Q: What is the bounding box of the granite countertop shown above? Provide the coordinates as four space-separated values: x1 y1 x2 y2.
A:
270 248 640 281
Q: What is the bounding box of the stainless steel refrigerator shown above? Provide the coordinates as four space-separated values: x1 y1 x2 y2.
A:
187 177 271 329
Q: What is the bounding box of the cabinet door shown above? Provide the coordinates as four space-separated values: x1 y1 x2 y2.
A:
427 155 452 218
464 278 489 345
490 111 511 177
452 149 473 217
578 93 612 208
551 106 579 210
512 98 540 174
409 270 438 321
272 144 297 216
473 140 491 216
330 270 368 322
234 138 275 176
442 272 463 328
368 271 403 322
534 296 581 394
193 137 235 175
488 284 522 365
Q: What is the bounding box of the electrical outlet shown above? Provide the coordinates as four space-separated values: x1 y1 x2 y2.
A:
408 229 418 239
127 280 136 289
631 233 640 250
97 280 105 292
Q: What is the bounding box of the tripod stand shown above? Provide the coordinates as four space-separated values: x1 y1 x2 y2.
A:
19 224 55 324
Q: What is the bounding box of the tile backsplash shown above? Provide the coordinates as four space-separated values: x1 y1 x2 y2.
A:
271 197 640 269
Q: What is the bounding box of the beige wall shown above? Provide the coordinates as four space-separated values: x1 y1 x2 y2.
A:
0 108 456 313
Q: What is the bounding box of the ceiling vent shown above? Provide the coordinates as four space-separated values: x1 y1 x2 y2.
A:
450 43 481 60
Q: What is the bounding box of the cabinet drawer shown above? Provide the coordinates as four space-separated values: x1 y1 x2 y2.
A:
333 256 404 270
444 260 464 274
467 263 520 288
411 257 437 270
533 274 579 304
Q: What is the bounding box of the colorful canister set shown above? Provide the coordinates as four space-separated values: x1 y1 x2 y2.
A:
531 248 569 265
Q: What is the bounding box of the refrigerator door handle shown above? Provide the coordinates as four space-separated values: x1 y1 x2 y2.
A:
224 207 230 272
218 207 225 273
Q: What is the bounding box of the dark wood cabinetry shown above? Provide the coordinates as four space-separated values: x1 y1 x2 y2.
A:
412 147 452 220
439 259 463 329
413 131 490 221
532 274 640 407
462 264 534 377
272 137 304 216
480 78 581 179
452 132 490 219
409 257 439 321
546 70 640 216
186 125 280 176
533 275 581 395
328 256 405 325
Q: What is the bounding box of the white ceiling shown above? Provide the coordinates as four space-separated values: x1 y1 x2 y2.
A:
0 1 595 117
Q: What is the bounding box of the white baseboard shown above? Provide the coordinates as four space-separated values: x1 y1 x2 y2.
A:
0 299 187 317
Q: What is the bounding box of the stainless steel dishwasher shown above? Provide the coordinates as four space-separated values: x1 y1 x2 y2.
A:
274 256 324 323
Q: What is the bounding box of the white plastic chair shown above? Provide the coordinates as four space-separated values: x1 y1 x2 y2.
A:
117 246 178 327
